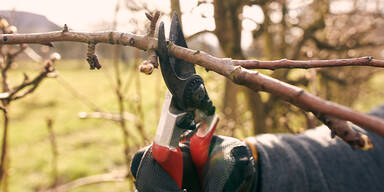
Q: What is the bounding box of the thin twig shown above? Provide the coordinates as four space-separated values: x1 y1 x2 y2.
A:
78 111 136 122
185 30 214 41
233 56 384 69
1 30 384 139
46 118 59 188
134 50 147 142
110 16 131 175
0 106 9 189
139 11 161 74
3 55 58 101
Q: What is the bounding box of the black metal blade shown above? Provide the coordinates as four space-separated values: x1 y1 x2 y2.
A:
157 22 185 108
169 12 196 79
157 14 214 114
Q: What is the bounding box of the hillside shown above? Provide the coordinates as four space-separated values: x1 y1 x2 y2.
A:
0 10 61 33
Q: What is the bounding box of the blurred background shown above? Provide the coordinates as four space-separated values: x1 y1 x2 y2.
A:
1 0 384 191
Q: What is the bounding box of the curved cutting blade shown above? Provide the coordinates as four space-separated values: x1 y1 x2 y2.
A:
157 21 184 103
157 13 199 111
169 12 196 79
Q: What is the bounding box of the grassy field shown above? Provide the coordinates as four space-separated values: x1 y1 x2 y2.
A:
2 59 384 191
6 59 164 192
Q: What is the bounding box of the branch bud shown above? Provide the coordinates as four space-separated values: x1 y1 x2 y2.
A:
50 52 61 61
6 25 17 34
0 18 9 29
139 60 154 75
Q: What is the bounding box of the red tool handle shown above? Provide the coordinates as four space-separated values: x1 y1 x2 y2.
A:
152 142 183 188
190 116 219 178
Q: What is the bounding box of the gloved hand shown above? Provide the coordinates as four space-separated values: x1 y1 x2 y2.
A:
130 135 257 192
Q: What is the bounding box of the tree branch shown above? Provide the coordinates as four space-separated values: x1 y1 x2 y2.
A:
1 31 384 139
0 54 58 101
233 56 384 69
169 44 384 138
185 30 214 41
42 171 127 192
139 11 160 74
314 113 373 150
310 36 381 52
46 118 59 187
78 111 136 122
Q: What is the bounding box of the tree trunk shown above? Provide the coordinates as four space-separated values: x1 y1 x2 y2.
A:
213 0 266 135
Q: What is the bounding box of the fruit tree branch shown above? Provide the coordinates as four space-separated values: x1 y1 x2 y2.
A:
2 32 384 69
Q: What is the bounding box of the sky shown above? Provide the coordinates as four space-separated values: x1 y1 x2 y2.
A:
1 0 151 30
0 0 230 46
0 0 213 32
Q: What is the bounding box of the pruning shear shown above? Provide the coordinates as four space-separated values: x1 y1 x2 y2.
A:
152 13 219 189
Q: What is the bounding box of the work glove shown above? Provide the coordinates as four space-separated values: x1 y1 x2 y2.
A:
130 136 257 192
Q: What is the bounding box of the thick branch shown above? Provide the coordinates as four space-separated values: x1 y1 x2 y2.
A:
168 44 384 137
0 31 152 51
1 31 384 138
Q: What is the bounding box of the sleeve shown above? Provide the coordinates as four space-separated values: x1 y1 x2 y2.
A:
245 105 384 192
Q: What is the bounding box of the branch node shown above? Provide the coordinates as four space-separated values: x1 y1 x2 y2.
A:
140 11 160 74
23 73 29 82
230 66 243 83
63 24 69 32
86 41 101 70
41 42 54 47
146 11 160 37
108 32 114 44
296 89 305 97
315 113 373 150
139 60 154 75
330 129 336 138
0 106 7 113
360 134 374 150
145 12 153 21
129 38 135 46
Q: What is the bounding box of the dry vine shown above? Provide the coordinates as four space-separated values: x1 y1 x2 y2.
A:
1 16 384 150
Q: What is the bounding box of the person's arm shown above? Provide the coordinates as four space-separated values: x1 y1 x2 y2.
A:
131 104 384 192
131 136 256 192
245 104 384 192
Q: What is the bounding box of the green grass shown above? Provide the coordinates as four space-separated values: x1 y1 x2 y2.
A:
1 59 384 191
5 59 172 192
